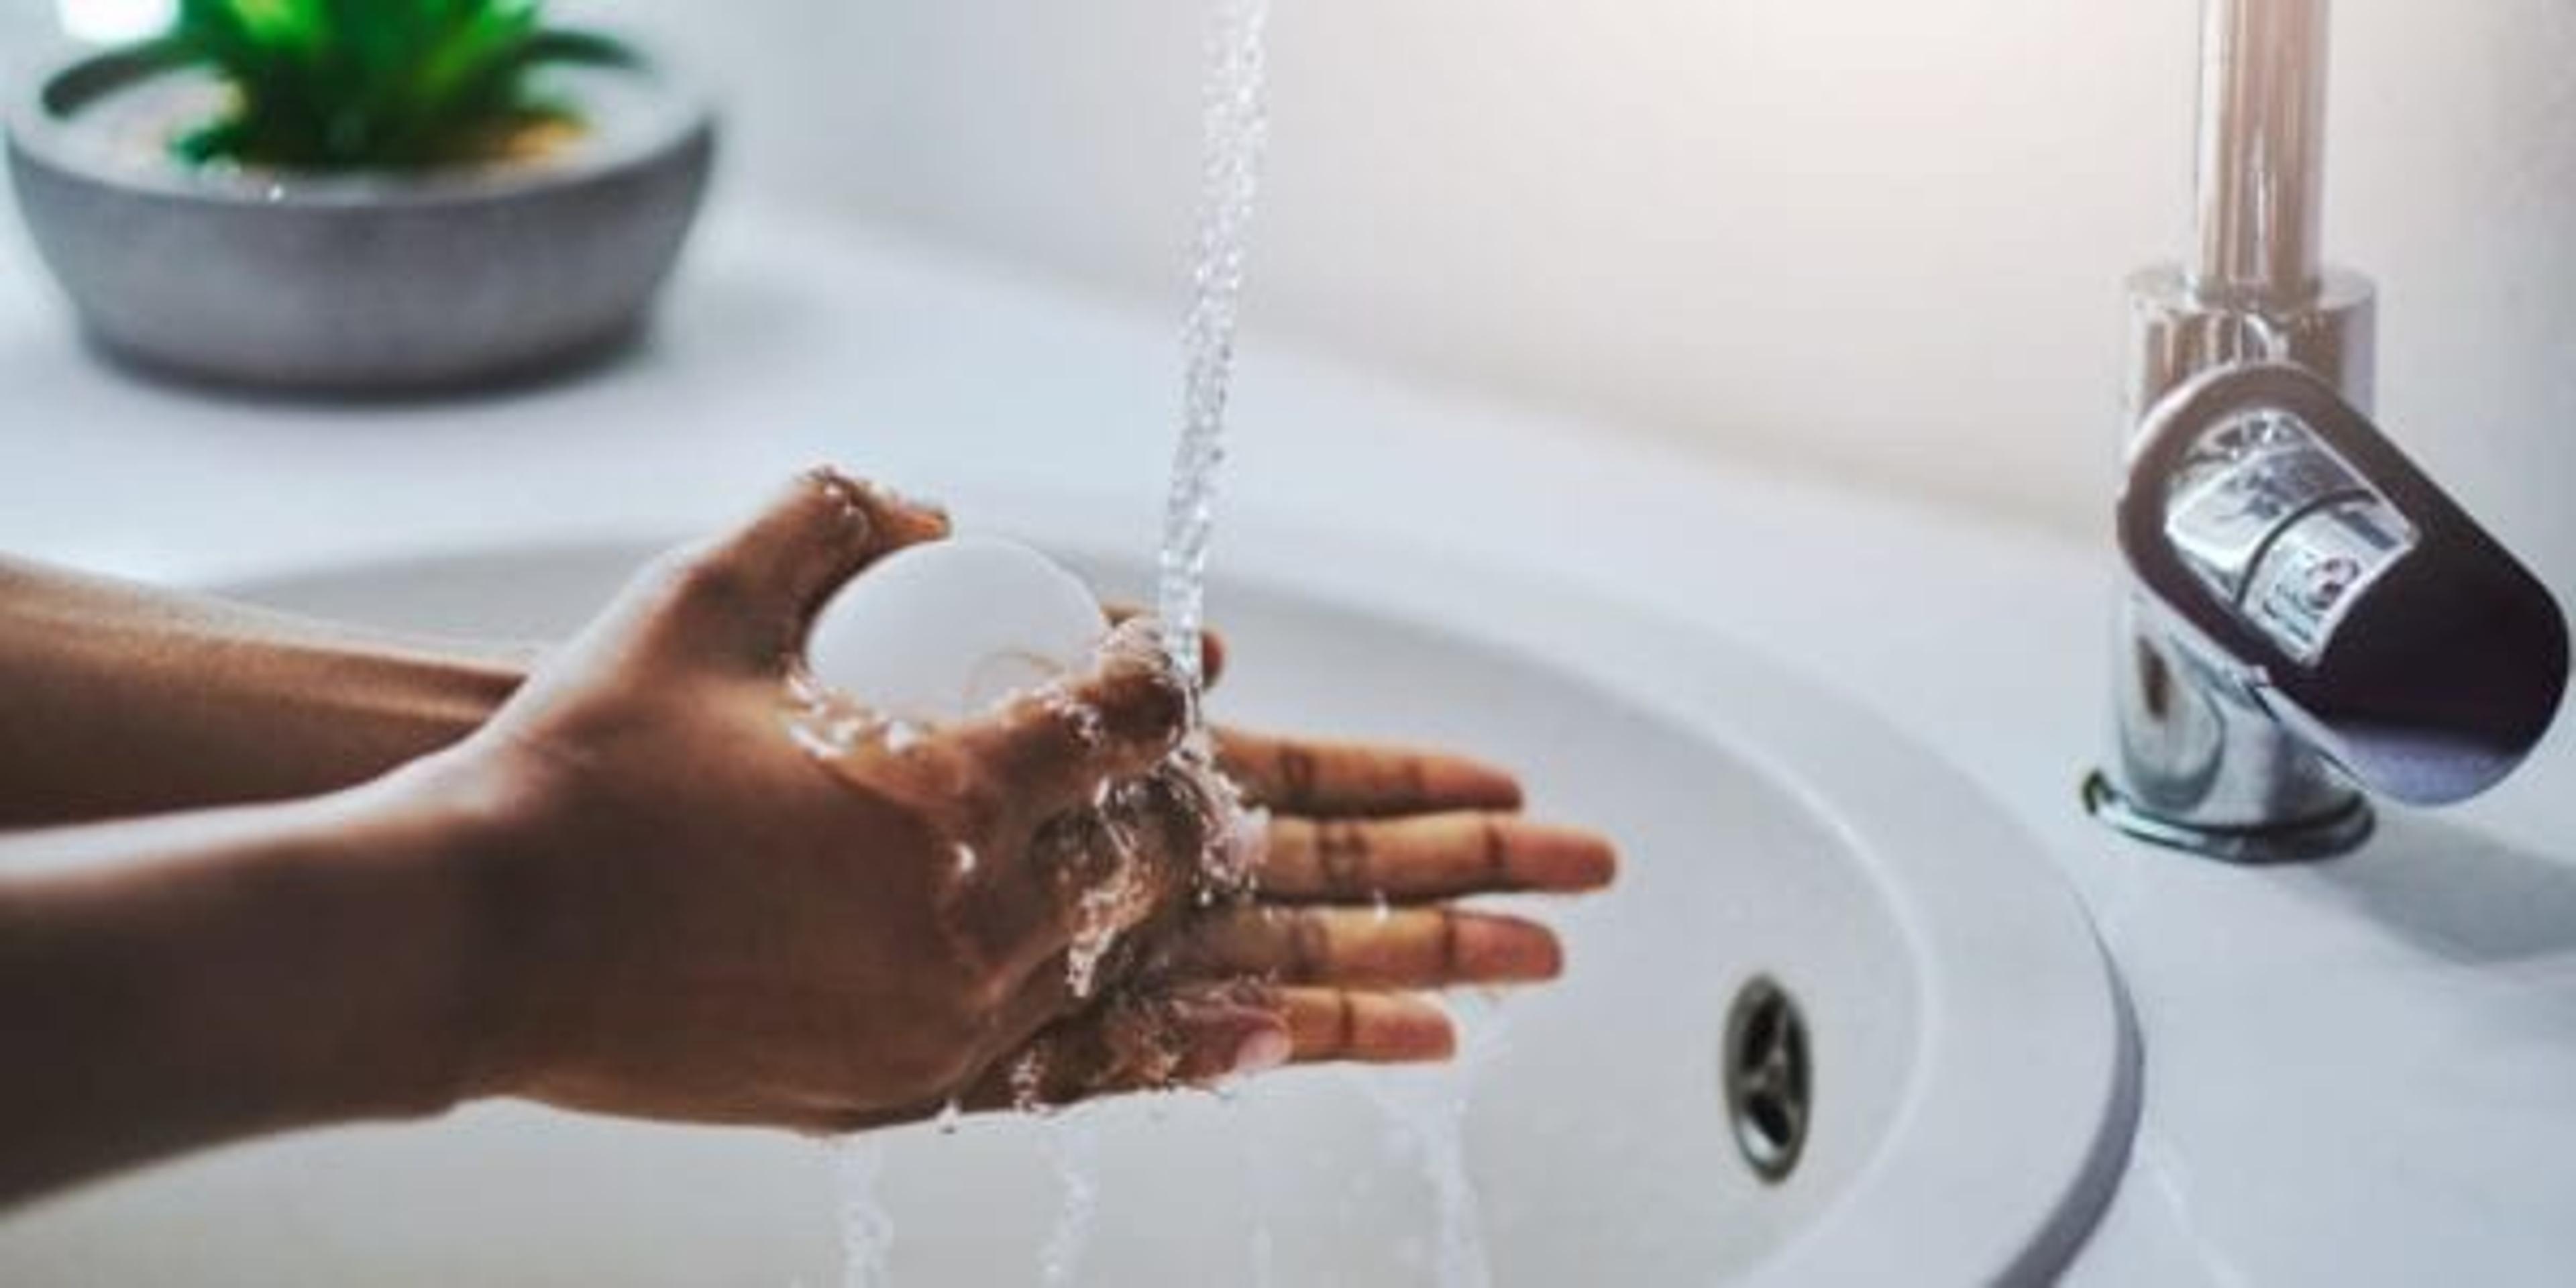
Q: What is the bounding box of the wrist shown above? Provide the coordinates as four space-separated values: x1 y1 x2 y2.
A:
351 742 572 1108
293 755 525 1122
0 744 528 1197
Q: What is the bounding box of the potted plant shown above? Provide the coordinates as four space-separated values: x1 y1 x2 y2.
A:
5 0 714 392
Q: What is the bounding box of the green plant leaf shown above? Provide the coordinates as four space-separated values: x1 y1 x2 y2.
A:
165 0 571 169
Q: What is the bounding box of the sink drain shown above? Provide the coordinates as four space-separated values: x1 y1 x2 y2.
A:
1723 975 1811 1183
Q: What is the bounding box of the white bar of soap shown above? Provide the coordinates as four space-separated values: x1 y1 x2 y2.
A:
804 535 1110 724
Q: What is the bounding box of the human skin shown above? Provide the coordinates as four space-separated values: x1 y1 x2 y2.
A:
0 470 1615 1205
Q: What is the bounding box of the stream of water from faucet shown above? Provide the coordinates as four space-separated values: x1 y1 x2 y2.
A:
833 3 1272 1281
835 3 1479 1282
1154 0 1271 705
1024 6 1275 1279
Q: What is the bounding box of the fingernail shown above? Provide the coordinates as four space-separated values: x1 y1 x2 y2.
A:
1232 1026 1293 1075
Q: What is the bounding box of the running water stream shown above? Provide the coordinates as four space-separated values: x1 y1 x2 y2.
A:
1147 1 1499 1276
1154 0 1272 704
833 4 1272 1281
838 0 1487 1281
1032 2 1275 1279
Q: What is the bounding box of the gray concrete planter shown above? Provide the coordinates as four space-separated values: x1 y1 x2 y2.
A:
5 34 714 392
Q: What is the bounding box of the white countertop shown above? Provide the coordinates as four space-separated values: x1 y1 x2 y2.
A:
5 203 2573 1285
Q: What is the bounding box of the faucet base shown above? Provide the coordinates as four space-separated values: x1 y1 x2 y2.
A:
2082 771 2372 863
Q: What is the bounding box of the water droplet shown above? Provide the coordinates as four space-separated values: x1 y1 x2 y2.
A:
1010 1048 1049 1114
1053 692 1108 749
1037 1116 1102 1287
934 1098 963 1135
829 1136 894 1288
1352 1000 1509 1288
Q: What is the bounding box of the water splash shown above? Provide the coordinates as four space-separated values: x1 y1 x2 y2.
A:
1242 1097 1282 1288
1063 782 1150 1000
1155 0 1273 702
1037 1115 1104 1287
829 1136 895 1288
1010 1047 1052 1115
822 1 1277 1280
1354 996 1510 1288
782 666 922 762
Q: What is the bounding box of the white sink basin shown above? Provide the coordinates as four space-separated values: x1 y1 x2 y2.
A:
0 522 2138 1285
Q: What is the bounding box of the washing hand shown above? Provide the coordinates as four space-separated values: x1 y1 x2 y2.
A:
972 611 1617 1111
408 470 1611 1128
0 469 1613 1202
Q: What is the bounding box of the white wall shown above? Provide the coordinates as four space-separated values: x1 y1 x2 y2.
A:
9 1 2571 588
604 0 2576 598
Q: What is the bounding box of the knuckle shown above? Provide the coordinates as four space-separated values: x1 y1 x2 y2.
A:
1093 649 1191 743
1287 912 1331 980
1130 669 1193 741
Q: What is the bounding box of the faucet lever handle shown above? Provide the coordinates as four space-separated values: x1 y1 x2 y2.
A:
2120 362 2569 806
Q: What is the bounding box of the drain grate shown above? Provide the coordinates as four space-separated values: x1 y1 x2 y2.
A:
1723 975 1811 1183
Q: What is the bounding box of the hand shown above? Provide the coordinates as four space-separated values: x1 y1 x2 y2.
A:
401 470 1275 1132
0 467 1613 1204
408 470 1613 1129
930 627 1619 1111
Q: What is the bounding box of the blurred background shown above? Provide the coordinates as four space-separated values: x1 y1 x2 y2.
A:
4 0 2571 564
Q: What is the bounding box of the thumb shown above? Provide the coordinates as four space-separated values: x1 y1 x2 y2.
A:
665 467 951 667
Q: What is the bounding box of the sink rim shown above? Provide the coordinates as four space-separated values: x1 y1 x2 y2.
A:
185 496 2141 1286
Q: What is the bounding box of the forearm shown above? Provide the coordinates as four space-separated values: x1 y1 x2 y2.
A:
0 776 480 1205
0 557 527 828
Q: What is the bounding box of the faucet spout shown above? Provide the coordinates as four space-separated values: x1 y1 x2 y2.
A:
2098 0 2373 861
2194 0 2329 304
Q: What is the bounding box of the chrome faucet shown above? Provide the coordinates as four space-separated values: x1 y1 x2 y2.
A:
2086 0 2569 861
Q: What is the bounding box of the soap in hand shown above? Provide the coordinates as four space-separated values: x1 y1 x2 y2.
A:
804 535 1110 725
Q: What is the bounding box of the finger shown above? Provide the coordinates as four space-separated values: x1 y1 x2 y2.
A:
953 621 1195 819
1155 906 1564 989
1256 813 1617 903
1216 731 1523 818
957 983 1293 1110
1104 602 1227 688
1277 987 1455 1063
660 468 951 666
